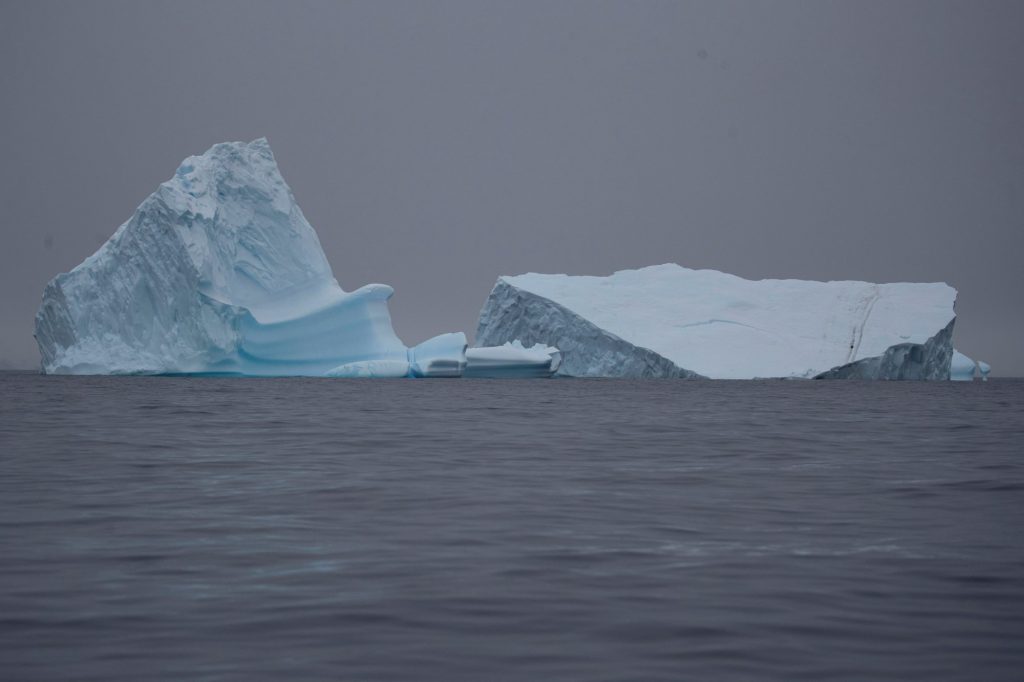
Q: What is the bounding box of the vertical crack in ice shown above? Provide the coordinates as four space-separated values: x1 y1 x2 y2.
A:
847 285 881 364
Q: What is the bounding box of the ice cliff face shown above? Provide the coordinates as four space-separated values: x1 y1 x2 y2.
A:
475 279 703 379
475 264 957 380
35 138 464 376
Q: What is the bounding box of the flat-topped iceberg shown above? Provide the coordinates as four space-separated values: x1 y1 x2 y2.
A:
475 264 957 380
35 138 465 376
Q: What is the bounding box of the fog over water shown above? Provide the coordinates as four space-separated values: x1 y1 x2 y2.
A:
1 1 1021 373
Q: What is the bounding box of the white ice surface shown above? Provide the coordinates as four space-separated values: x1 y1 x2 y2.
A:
409 333 468 378
496 264 956 379
950 350 977 381
35 139 456 376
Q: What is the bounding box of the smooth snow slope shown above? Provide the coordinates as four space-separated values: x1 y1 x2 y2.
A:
35 138 463 376
476 264 956 379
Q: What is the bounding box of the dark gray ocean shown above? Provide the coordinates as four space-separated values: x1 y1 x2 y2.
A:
1 372 1022 681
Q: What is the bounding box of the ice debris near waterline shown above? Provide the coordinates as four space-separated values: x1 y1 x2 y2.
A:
950 349 992 381
465 341 561 378
34 139 477 377
476 264 960 380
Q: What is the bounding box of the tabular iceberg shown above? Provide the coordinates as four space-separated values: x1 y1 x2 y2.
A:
475 264 957 380
35 138 465 376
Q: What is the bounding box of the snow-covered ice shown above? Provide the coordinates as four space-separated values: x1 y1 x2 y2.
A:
475 264 957 380
950 350 978 381
409 333 468 378
464 341 561 378
34 139 463 376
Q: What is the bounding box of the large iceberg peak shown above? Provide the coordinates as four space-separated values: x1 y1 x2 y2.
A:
34 138 450 376
153 137 336 315
163 137 298 224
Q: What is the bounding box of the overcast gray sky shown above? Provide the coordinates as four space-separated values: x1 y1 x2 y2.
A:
1 0 1021 373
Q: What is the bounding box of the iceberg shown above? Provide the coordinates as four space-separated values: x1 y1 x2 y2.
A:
950 350 978 381
475 264 957 380
34 138 466 376
464 341 561 378
408 332 468 378
949 351 993 382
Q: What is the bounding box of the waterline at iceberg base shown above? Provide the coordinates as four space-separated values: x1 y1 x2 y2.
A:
34 138 558 379
475 265 960 380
